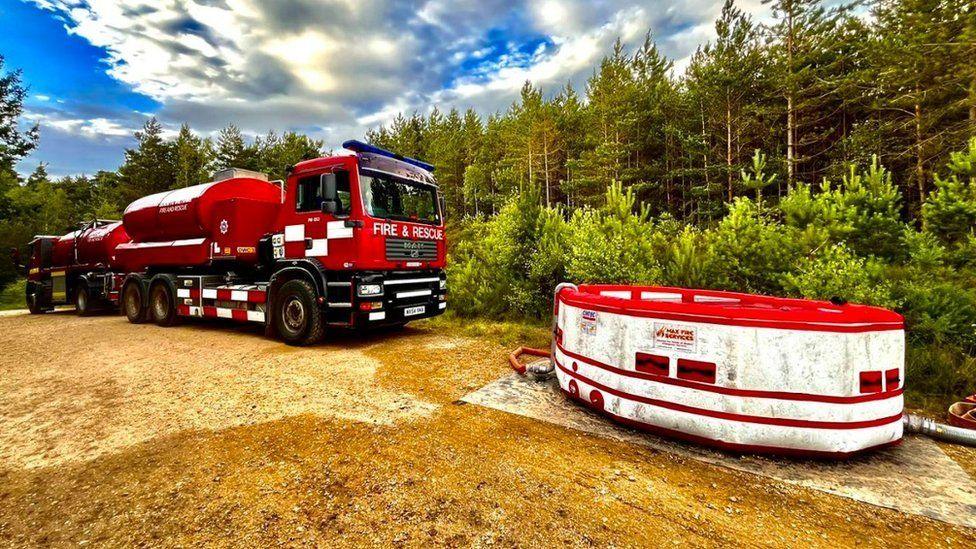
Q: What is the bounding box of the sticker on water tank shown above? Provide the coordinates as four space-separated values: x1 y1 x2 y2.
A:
580 310 598 335
653 322 697 353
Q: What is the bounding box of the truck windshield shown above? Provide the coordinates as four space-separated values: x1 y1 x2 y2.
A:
360 170 441 225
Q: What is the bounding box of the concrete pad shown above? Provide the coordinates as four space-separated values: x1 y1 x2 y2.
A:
462 373 976 529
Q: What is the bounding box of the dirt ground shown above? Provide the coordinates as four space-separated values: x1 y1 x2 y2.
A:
0 311 974 547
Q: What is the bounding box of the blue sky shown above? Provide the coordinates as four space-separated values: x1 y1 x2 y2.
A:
3 0 769 178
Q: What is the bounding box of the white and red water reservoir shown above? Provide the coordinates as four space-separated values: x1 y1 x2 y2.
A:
552 285 905 458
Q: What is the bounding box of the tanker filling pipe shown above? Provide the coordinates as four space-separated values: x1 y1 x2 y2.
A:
903 413 976 447
507 283 578 379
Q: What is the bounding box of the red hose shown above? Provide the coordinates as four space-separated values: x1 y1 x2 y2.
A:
509 346 551 375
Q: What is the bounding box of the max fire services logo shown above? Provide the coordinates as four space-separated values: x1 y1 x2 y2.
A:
653 323 697 352
219 219 229 234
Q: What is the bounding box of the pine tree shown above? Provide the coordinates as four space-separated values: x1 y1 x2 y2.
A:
686 1 769 202
763 0 847 188
213 124 256 170
172 124 212 188
0 55 38 175
869 0 975 208
117 118 176 205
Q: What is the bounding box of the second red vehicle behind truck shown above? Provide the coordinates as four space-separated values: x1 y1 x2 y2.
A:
20 140 447 345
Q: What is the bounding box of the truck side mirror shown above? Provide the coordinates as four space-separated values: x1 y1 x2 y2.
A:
320 173 338 214
320 169 349 215
9 247 24 273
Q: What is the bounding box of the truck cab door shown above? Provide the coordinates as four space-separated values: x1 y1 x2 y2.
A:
278 170 352 261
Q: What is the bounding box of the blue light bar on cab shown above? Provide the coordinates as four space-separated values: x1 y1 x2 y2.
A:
342 140 435 173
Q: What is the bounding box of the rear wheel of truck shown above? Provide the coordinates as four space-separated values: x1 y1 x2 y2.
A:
274 279 324 346
150 282 179 327
74 284 94 316
122 280 148 324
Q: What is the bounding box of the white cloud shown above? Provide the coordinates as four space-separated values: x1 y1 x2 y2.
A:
26 110 136 139
27 0 774 155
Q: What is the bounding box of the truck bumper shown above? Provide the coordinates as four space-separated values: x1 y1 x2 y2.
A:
354 299 446 326
336 270 447 327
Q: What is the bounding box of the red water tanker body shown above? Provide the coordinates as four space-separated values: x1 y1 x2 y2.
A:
19 142 449 345
122 177 281 243
21 220 131 314
115 174 282 271
79 221 130 267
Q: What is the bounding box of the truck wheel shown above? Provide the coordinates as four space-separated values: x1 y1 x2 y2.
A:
149 282 180 327
26 283 45 314
75 284 94 316
122 281 148 324
274 279 324 346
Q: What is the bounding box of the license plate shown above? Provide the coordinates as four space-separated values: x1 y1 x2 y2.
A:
404 306 425 317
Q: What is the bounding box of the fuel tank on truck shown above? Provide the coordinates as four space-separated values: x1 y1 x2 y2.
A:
47 221 130 268
123 170 282 243
116 169 283 270
77 221 129 267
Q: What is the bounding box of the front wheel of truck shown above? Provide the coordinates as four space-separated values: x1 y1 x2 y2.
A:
273 279 324 346
26 282 46 314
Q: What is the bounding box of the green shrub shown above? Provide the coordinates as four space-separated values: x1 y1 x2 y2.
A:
780 244 897 307
922 137 976 247
906 344 976 412
902 229 946 270
0 279 25 311
894 277 976 351
710 198 804 294
660 226 722 289
780 158 907 261
445 219 507 317
565 182 663 284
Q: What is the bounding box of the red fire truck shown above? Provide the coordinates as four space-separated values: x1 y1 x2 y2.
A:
18 141 447 345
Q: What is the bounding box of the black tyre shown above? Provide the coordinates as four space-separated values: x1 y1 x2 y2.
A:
75 284 94 316
149 282 180 326
122 280 148 323
26 282 45 314
273 279 324 346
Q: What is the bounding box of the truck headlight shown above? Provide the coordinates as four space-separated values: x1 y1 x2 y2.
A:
357 283 382 297
439 278 446 290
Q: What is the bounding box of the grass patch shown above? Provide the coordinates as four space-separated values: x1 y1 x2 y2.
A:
905 343 976 416
420 312 551 349
0 279 25 311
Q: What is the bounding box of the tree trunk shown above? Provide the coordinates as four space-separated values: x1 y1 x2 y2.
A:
915 95 925 203
786 7 796 189
787 94 795 190
726 93 733 202
543 138 550 207
700 98 710 206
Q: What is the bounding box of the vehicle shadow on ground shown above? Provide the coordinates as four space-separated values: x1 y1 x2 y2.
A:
72 308 437 351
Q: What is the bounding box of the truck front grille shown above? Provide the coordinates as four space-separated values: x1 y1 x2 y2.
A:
385 239 438 261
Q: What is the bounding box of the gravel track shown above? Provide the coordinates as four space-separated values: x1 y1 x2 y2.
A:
0 310 973 547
